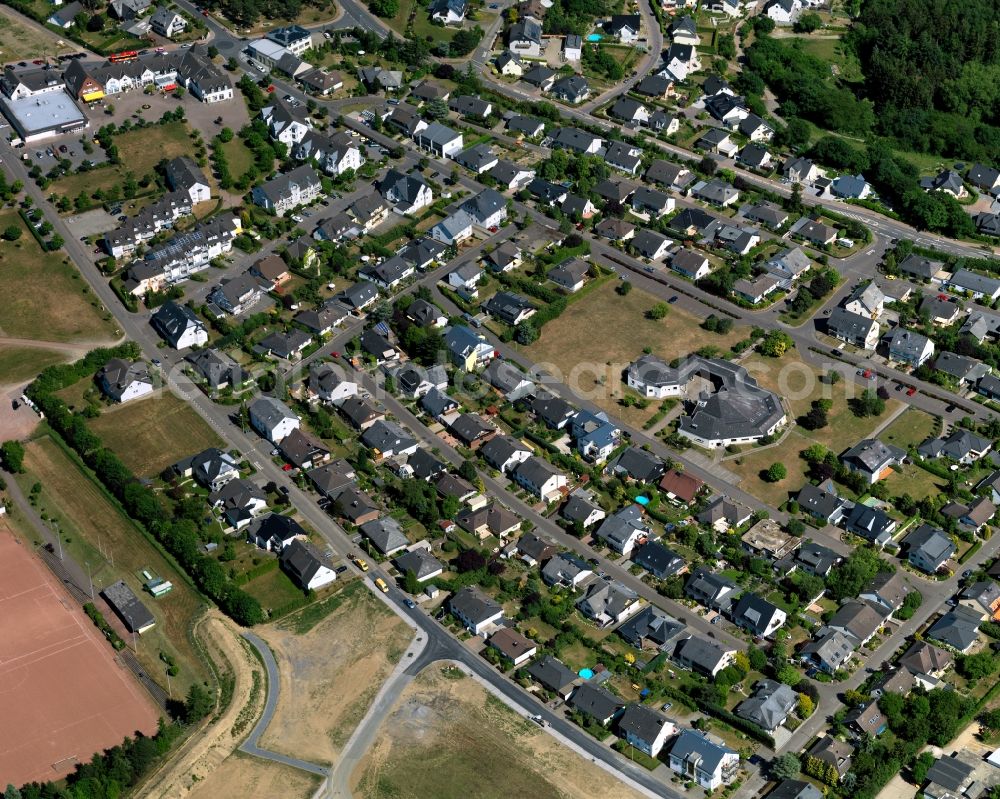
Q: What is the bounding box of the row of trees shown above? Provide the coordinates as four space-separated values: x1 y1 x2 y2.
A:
27 347 265 627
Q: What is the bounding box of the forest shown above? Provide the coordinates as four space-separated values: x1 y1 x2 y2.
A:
743 0 1000 162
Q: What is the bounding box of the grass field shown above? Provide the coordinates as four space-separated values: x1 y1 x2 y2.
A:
384 0 460 41
525 281 748 424
0 345 72 386
241 566 307 614
0 6 76 62
88 392 223 478
791 34 863 83
258 580 410 765
221 136 256 179
878 407 945 500
50 123 195 202
0 211 116 342
18 434 210 695
351 668 647 799
727 351 903 506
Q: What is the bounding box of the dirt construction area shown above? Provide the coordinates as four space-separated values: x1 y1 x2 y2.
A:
0 522 160 786
257 581 411 765
141 612 265 799
187 751 321 799
350 667 648 799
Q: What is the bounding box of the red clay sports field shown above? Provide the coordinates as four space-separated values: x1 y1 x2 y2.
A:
0 523 160 786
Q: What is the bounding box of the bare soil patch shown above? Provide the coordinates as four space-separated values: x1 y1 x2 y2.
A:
185 752 320 799
351 667 648 799
256 580 410 765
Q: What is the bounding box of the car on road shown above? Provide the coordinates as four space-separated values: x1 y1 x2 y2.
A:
59 145 68 153
374 577 389 593
963 569 972 578
661 702 672 711
335 565 348 574
403 598 416 608
528 714 546 727
151 358 161 366
350 554 369 571
907 387 917 396
895 383 904 391
330 351 340 358
117 215 127 221
266 84 275 93
93 247 102 254
668 295 678 303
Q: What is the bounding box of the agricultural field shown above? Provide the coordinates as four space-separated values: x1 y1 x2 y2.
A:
88 391 223 478
257 580 411 765
726 351 904 506
526 280 748 425
351 667 647 799
0 211 116 342
17 434 210 695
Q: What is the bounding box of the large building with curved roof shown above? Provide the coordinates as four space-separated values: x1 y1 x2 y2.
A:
626 355 785 448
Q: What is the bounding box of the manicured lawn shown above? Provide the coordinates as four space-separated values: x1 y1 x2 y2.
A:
792 34 862 82
221 136 256 178
0 212 116 342
88 391 223 478
879 407 939 451
49 122 195 203
18 434 210 696
882 461 946 502
727 350 902 506
243 566 308 614
0 346 71 386
525 280 749 423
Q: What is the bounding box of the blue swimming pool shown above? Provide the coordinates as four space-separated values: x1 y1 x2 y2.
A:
586 33 602 41
579 668 595 679
635 495 650 506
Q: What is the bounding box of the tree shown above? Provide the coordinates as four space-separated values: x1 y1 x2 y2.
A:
403 569 421 594
458 459 478 483
793 11 822 32
798 693 815 717
425 98 449 120
514 321 539 345
699 155 718 176
647 302 670 320
5 785 22 799
0 440 25 473
455 548 486 573
86 12 105 31
959 651 998 680
183 683 215 723
616 280 632 296
368 0 399 14
757 330 793 357
2 225 20 241
771 753 801 781
717 33 736 59
764 462 787 482
851 388 885 418
912 751 935 785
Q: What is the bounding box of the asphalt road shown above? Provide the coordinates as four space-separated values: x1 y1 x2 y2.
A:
240 631 331 776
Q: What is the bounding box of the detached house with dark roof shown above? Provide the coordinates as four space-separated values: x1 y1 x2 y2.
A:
449 586 503 635
667 730 740 790
731 593 787 638
618 705 676 758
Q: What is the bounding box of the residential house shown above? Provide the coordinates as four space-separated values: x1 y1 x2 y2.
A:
430 0 467 24
331 486 381 525
632 541 686 579
618 605 687 651
449 586 503 635
826 600 889 648
151 301 208 349
697 495 753 532
513 533 556 566
886 328 935 367
360 516 409 556
549 127 603 155
395 548 444 583
414 122 463 158
808 737 854 780
858 571 912 614
185 348 252 393
483 291 535 326
561 491 606 530
927 605 982 652
918 429 992 465
248 513 306 552
671 248 711 280
617 705 675 759
731 593 787 638
506 115 546 138
563 33 582 60
550 75 590 104
800 630 855 674
480 434 533 473
631 229 672 261
898 640 953 683
796 219 837 246
947 269 1000 301
594 505 650 556
899 254 945 281
455 503 522 540
667 730 739 790
377 169 434 214
673 635 736 678
489 627 537 666
841 438 904 485
208 274 263 316
831 174 871 199
797 484 848 525
903 524 956 574
172 448 239 492
254 330 312 361
360 419 417 460
827 308 880 350
741 518 799 561
508 19 543 57
444 325 495 370
541 551 594 589
280 540 336 591
513 457 567 502
959 581 1000 622
736 680 798 732
794 541 843 577
575 579 641 626
659 469 705 505
608 446 665 484
526 655 578 699
934 352 990 387
594 217 636 243
570 683 625 726
843 503 897 547
488 159 535 191
606 13 641 43
97 359 153 403
845 282 885 319
610 96 650 125
483 359 535 401
251 164 322 216
920 295 962 326
846 700 886 738
279 428 330 471
454 143 499 175
685 567 739 613
695 128 738 158
631 187 674 218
